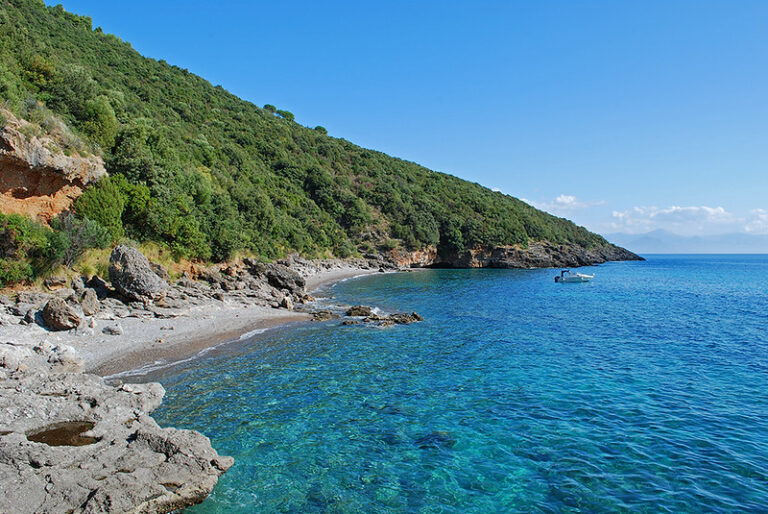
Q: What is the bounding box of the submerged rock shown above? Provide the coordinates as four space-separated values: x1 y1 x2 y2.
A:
41 297 81 331
109 245 169 303
414 430 456 450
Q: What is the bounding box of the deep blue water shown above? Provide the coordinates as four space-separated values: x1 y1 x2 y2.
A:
148 255 768 512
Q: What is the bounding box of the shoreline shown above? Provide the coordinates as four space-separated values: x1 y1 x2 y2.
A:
92 266 380 378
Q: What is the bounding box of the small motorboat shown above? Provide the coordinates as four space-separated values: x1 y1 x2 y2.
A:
554 270 594 283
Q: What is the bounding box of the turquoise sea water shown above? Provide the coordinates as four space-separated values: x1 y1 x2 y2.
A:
148 255 768 512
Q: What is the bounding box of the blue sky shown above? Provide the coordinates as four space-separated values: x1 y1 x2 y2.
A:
50 1 768 238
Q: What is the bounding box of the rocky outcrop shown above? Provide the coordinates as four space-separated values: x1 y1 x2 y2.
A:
389 242 643 269
388 246 438 268
0 110 106 223
109 245 169 303
0 341 232 514
264 263 306 293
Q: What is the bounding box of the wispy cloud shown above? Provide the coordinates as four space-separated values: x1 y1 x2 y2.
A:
522 194 604 216
609 205 768 235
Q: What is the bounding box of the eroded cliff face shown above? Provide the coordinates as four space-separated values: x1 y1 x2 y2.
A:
0 111 105 223
389 242 643 269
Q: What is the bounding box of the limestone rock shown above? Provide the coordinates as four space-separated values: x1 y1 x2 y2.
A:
264 263 306 293
0 345 232 514
79 288 100 316
109 245 169 302
41 297 81 331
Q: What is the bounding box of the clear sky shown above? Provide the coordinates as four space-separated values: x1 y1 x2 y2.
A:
49 0 768 238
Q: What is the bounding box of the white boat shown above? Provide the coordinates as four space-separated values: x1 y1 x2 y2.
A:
554 270 594 283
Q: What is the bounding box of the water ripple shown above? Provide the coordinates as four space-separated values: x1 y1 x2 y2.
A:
149 255 768 512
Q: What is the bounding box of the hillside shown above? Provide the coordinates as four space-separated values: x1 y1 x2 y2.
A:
0 0 634 271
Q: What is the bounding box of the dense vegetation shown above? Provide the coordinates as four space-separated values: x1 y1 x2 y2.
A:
0 0 608 274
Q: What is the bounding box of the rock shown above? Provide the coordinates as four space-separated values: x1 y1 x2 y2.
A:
264 263 306 293
341 320 361 326
41 298 82 331
150 262 170 281
102 323 123 336
16 291 50 307
21 309 36 325
0 344 232 514
86 275 110 299
388 312 423 324
0 109 106 224
280 296 294 311
46 345 84 373
9 303 34 317
0 295 11 306
311 310 340 321
346 305 373 317
80 288 100 316
52 288 77 302
43 276 67 289
70 275 86 295
109 246 169 303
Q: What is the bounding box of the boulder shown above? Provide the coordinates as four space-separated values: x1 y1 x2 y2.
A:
264 263 306 293
80 288 100 316
346 305 373 317
102 323 123 336
109 246 168 303
280 296 294 311
41 298 82 331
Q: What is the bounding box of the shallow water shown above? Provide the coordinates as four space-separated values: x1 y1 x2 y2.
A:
148 255 768 512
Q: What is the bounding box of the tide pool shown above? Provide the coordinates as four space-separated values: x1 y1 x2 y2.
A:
148 255 768 512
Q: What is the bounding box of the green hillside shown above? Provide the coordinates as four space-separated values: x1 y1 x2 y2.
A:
0 0 608 263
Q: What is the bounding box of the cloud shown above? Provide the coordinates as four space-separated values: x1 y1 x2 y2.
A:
608 205 763 235
522 194 604 216
745 208 768 234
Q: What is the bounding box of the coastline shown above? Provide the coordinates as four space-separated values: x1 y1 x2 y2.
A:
96 266 380 378
2 265 381 380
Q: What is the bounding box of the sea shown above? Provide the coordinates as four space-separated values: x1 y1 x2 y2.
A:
141 255 768 512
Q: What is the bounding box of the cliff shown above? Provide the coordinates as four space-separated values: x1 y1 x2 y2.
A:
389 242 643 268
0 110 106 223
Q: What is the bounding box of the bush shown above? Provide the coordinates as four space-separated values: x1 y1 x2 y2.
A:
74 176 125 242
48 214 111 268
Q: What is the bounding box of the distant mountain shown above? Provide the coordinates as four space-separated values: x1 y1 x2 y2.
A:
604 230 768 254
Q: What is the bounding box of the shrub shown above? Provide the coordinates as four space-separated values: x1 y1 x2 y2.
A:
48 214 111 268
74 176 125 243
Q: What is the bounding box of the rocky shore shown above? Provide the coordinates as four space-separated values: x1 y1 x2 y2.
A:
0 242 639 512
